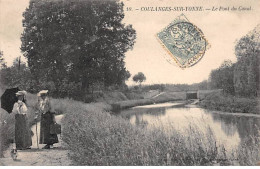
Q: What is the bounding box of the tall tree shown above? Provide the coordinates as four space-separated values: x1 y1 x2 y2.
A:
209 25 260 97
21 0 136 97
234 25 260 97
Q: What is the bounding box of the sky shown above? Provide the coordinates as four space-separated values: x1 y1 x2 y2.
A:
0 0 260 85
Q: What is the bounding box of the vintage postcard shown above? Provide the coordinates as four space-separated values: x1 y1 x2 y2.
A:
0 0 259 166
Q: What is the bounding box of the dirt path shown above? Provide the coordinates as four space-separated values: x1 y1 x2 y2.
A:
0 115 71 166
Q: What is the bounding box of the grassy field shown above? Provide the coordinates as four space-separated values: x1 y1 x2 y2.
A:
60 99 260 166
199 93 260 115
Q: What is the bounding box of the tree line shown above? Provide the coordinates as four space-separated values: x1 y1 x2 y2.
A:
208 25 260 97
1 0 136 101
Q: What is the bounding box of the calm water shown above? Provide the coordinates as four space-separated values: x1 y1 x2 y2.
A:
120 102 260 149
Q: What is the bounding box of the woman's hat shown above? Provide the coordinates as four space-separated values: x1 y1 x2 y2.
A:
38 90 48 96
16 90 27 96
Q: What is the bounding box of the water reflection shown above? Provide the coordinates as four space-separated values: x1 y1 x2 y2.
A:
210 112 260 143
120 102 260 150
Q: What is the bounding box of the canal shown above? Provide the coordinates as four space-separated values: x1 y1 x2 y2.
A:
119 102 260 150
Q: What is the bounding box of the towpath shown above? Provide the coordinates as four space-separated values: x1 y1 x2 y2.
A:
0 115 71 166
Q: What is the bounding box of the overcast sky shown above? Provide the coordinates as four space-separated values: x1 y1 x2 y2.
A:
0 0 259 85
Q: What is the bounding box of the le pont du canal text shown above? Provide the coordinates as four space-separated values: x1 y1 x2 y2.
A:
126 6 252 12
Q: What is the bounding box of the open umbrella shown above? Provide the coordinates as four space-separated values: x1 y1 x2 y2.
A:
1 87 21 113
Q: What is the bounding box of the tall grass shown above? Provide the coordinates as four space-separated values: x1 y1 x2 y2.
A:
61 99 260 165
238 136 260 165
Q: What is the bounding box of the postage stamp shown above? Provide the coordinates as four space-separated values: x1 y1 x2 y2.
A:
157 14 210 69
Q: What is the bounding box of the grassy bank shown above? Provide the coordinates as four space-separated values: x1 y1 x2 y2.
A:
199 93 260 115
61 99 260 165
111 92 186 112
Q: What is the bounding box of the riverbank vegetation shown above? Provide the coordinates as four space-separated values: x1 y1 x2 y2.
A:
111 92 186 111
199 93 260 115
208 25 259 97
60 99 259 165
199 25 260 114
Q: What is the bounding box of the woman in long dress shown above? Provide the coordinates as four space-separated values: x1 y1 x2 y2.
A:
37 90 58 149
12 91 32 150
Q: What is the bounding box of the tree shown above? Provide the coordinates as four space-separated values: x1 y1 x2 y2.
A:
0 50 7 87
21 0 136 98
209 60 235 95
234 25 260 97
0 57 33 90
133 72 146 86
0 51 6 69
208 25 260 97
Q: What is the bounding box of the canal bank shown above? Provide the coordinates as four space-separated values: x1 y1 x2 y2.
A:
111 90 223 112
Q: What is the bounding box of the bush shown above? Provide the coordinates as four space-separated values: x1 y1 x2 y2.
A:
199 93 259 114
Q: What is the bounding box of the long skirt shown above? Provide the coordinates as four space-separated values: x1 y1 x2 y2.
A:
15 114 32 150
39 111 58 145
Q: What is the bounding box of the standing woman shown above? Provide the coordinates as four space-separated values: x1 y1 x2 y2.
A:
37 90 58 149
12 91 32 150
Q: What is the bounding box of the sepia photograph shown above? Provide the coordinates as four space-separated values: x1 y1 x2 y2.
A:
0 0 259 166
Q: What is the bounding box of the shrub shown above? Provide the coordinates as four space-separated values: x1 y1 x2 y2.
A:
199 93 259 114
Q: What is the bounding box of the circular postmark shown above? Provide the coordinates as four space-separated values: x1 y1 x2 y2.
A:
158 21 208 68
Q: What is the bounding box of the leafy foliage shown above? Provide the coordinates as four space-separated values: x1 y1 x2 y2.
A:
132 72 146 85
209 25 260 97
0 57 33 91
199 92 259 114
209 60 235 95
20 0 136 99
234 27 260 97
